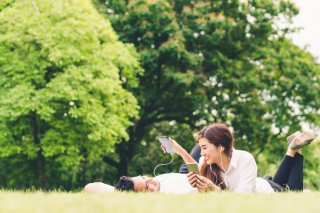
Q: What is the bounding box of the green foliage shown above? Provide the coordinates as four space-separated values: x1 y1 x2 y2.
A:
0 0 14 12
0 0 141 189
303 141 320 190
130 121 195 176
1 0 319 190
95 0 320 189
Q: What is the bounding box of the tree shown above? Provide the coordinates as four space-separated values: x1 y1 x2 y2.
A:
0 0 141 189
95 0 207 177
95 0 320 189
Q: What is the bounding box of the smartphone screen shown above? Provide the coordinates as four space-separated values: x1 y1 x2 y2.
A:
186 163 199 174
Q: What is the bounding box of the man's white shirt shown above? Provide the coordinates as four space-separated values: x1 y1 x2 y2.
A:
154 173 198 194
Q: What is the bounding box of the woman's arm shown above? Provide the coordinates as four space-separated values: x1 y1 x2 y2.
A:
167 139 221 192
168 139 197 164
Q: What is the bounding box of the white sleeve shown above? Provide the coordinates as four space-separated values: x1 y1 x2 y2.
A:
233 154 257 193
84 182 115 192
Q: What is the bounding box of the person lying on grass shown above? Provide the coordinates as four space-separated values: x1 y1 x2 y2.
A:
85 123 315 193
173 123 315 193
84 172 197 194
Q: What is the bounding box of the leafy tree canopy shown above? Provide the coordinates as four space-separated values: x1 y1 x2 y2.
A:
0 0 142 188
95 0 320 189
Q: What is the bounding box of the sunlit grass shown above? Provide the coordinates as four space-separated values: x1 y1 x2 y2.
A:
0 191 319 213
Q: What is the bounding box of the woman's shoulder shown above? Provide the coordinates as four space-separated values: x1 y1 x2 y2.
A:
233 149 256 163
234 149 254 158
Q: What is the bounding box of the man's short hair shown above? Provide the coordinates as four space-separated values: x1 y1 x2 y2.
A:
115 176 134 191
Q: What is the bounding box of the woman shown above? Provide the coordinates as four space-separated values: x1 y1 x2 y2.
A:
168 123 315 192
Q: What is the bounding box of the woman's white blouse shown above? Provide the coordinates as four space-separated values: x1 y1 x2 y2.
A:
201 149 274 193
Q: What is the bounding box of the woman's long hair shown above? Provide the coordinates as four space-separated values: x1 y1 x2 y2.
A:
197 123 234 190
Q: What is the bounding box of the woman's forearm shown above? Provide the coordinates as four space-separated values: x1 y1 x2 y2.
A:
169 139 197 164
177 147 197 164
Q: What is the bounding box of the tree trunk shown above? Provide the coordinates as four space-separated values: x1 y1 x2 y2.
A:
30 112 46 188
37 149 46 189
115 119 147 177
117 146 129 177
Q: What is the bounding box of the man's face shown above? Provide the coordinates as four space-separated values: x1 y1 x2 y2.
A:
131 175 160 192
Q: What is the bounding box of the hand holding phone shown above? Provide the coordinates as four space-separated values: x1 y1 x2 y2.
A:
156 136 175 153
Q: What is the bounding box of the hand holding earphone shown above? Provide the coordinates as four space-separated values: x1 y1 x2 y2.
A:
157 136 186 155
154 136 175 176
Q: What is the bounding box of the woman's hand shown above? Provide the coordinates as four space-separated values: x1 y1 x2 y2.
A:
162 138 197 165
187 172 198 188
168 138 185 155
196 176 220 192
187 172 219 192
159 138 184 155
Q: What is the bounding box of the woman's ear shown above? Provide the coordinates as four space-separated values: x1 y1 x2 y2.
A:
220 146 225 152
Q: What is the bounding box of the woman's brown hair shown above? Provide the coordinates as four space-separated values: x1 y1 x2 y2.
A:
197 123 233 190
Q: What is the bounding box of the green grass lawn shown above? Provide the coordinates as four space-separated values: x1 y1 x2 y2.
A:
0 191 319 213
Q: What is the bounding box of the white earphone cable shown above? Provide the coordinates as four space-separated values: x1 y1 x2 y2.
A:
209 164 219 185
220 148 226 172
153 153 174 177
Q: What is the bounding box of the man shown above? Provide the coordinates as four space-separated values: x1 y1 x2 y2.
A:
85 129 315 194
84 173 197 194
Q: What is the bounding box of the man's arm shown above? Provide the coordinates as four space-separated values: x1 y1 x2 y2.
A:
84 182 115 192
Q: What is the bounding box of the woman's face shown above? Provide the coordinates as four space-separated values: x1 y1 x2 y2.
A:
199 137 221 165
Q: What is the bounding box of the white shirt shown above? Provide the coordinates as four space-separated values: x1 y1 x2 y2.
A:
89 174 197 194
154 173 198 194
216 149 274 193
84 182 115 192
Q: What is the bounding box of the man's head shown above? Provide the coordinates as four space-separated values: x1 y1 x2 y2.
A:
115 176 134 191
115 175 160 192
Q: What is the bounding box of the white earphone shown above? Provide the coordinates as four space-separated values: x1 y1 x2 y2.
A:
219 146 226 172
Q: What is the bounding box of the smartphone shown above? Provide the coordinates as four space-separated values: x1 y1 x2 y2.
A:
156 136 175 153
186 163 199 174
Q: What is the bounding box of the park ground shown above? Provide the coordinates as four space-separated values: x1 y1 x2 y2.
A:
0 191 319 213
